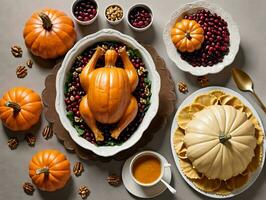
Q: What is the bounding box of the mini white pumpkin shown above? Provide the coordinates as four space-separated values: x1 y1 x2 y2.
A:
184 105 257 180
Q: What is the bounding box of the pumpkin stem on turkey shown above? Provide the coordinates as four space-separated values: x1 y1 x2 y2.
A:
219 134 231 144
105 50 118 67
5 101 21 113
185 32 192 40
36 166 50 175
39 12 53 30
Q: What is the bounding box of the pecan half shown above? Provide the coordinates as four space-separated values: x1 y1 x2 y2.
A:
26 59 33 68
11 45 22 57
107 174 121 186
73 162 84 176
23 182 35 195
16 66 27 78
8 137 19 150
78 186 90 199
25 133 36 146
197 76 209 87
178 81 188 94
42 125 53 140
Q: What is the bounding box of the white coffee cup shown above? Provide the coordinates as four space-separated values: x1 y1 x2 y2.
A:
129 151 176 194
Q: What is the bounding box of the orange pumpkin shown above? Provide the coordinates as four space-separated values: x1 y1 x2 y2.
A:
171 19 204 52
0 87 42 131
79 47 139 141
23 8 77 59
29 149 71 192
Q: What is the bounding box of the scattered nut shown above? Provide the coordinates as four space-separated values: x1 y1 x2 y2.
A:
26 59 33 68
178 81 188 94
11 45 22 57
137 66 147 76
8 137 19 150
23 182 35 195
78 186 90 199
197 76 209 87
16 66 27 78
25 133 36 146
73 162 84 176
107 174 121 186
42 125 53 140
105 5 123 22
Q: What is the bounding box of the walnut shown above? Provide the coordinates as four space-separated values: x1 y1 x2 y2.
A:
73 162 84 176
197 76 209 87
78 186 90 199
42 125 53 140
11 45 22 57
8 137 19 150
23 182 35 195
16 66 27 78
178 81 188 93
107 174 121 186
25 134 36 146
26 59 33 68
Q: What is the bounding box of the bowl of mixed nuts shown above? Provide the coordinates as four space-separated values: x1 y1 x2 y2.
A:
104 4 124 25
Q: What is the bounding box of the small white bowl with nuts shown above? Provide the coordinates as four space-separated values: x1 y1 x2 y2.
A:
104 4 124 25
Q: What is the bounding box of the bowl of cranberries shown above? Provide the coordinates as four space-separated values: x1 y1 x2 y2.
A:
127 4 153 31
71 0 98 25
163 0 240 76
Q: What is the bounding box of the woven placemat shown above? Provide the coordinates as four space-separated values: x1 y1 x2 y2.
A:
42 44 177 161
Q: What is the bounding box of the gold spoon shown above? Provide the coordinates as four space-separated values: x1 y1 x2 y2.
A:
232 68 266 113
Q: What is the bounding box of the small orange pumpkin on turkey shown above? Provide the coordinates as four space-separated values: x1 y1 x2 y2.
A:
171 19 204 52
79 46 139 141
0 87 42 131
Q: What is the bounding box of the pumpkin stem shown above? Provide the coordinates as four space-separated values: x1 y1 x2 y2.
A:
219 134 231 144
36 167 49 175
185 32 192 40
105 50 118 67
39 12 53 30
5 101 21 113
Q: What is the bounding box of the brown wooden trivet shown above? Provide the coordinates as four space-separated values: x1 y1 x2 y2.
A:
42 45 177 161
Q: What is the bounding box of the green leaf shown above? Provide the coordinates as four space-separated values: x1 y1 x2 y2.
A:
66 72 73 83
74 125 85 136
66 112 74 123
127 48 142 58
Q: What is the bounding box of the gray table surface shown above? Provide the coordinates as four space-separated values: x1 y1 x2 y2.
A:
0 0 265 199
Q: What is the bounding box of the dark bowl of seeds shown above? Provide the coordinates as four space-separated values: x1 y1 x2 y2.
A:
55 29 160 157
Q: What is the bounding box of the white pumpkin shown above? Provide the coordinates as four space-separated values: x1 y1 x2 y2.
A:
184 105 256 180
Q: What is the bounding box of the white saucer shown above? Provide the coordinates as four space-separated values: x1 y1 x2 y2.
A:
122 152 172 198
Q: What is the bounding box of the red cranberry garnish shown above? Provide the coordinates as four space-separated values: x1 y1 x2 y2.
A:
73 0 97 22
181 9 230 67
128 6 152 29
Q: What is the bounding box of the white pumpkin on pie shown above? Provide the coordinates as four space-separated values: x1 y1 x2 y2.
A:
184 105 257 180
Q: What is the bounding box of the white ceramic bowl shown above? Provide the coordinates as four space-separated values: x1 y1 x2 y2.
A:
71 0 99 25
127 4 153 32
56 29 160 157
104 4 124 25
163 0 240 76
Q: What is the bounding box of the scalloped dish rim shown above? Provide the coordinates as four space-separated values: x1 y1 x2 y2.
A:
163 0 240 76
55 29 161 157
170 86 265 198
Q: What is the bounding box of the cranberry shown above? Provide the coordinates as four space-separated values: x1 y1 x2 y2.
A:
128 6 152 29
179 9 230 67
73 0 97 22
